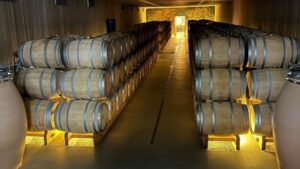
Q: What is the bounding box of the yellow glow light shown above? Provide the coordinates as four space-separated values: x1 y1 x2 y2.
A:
175 16 185 26
68 138 94 147
239 135 247 145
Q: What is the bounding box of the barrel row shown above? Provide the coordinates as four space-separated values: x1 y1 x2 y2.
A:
18 21 163 69
24 99 108 133
15 54 157 100
189 20 300 69
19 21 163 136
24 48 157 133
15 36 159 99
18 34 137 70
106 54 156 122
155 21 171 50
193 68 288 102
134 21 159 47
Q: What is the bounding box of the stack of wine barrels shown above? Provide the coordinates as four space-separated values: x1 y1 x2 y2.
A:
189 21 250 137
189 20 300 141
154 21 171 50
14 21 164 136
15 36 67 132
104 22 159 123
15 35 111 133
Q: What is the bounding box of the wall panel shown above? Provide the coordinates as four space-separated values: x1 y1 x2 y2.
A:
0 0 122 64
232 0 300 40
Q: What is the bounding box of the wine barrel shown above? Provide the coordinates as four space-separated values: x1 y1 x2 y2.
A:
194 69 247 101
97 34 122 63
119 85 128 104
25 99 57 131
250 102 275 137
126 80 132 98
132 52 139 69
59 69 112 100
125 57 134 77
54 100 108 133
193 36 245 68
249 68 288 101
15 68 61 99
0 66 27 169
109 65 120 90
117 88 124 109
109 32 131 59
107 95 117 121
247 35 298 68
63 38 113 69
195 102 249 135
135 71 141 87
18 38 64 68
137 49 143 64
130 75 137 93
119 61 126 83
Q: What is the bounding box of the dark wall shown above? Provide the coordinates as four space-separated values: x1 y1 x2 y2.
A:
216 1 233 23
0 0 122 64
232 0 299 39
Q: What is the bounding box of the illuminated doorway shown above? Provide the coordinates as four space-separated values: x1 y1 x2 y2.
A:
175 16 186 37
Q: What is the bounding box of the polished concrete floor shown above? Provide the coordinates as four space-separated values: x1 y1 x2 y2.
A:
21 38 278 169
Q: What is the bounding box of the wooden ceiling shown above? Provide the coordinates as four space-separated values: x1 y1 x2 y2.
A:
115 0 232 6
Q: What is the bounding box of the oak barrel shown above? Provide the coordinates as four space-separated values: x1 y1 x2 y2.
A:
249 68 288 101
118 61 126 83
119 85 128 104
247 35 298 68
109 65 120 90
193 36 245 68
110 32 131 58
18 39 64 68
63 38 113 69
250 102 275 137
54 100 108 133
96 34 122 63
195 102 249 135
194 69 247 101
59 69 112 100
107 96 117 121
125 57 133 77
25 99 57 131
15 68 61 99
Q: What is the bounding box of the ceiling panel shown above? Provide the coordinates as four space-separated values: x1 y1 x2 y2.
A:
115 0 231 6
